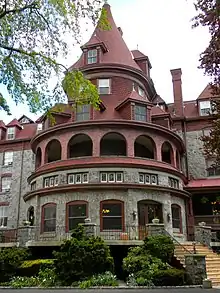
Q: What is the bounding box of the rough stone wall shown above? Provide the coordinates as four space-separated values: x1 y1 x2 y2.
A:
0 149 35 229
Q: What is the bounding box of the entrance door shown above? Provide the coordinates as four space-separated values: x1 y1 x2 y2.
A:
138 201 163 239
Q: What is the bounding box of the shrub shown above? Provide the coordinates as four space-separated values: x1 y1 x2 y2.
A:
79 271 118 288
143 235 175 262
0 248 30 282
10 276 39 288
18 259 54 277
152 268 185 286
136 276 153 287
53 226 114 285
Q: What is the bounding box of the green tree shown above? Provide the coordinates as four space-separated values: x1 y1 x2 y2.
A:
53 225 114 285
193 0 220 163
0 0 109 115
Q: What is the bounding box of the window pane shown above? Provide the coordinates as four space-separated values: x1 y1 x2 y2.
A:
103 217 122 230
172 207 180 219
69 204 87 218
172 219 181 229
102 203 122 217
99 87 110 94
69 218 86 231
44 219 56 232
99 79 109 87
44 206 56 220
88 50 97 57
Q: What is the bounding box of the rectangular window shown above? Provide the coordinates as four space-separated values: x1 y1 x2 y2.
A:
200 100 211 116
101 202 123 230
1 177 11 192
68 203 87 231
76 104 90 121
54 176 59 186
82 173 88 183
151 175 158 185
98 79 110 94
44 178 49 188
42 204 56 232
37 123 43 131
100 173 107 183
138 86 145 97
0 205 8 227
68 174 74 184
68 173 88 184
145 174 150 184
3 152 13 166
87 49 97 64
168 177 179 189
139 173 158 185
7 127 15 140
100 172 124 183
31 181 36 191
75 174 82 184
139 173 144 184
108 173 115 183
134 105 147 121
116 173 123 183
172 205 181 233
208 166 220 177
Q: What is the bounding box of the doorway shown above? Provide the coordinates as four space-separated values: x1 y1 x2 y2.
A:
138 200 163 239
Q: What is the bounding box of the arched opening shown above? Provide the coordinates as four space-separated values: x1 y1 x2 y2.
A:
100 133 126 156
138 200 163 239
41 203 57 233
68 134 92 158
176 151 181 170
171 204 182 233
161 142 174 165
134 135 156 159
35 148 42 169
45 139 61 163
27 206 35 226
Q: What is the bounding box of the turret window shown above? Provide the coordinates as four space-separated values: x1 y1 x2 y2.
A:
76 104 90 121
7 127 15 140
138 86 145 97
87 49 97 64
98 79 110 94
134 105 147 121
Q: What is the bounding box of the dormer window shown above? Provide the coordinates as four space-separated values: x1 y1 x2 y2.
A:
134 105 147 122
200 100 211 116
7 127 15 140
88 49 97 64
138 86 145 97
98 79 110 94
76 104 90 121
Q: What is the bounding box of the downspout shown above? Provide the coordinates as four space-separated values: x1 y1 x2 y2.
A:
17 141 25 228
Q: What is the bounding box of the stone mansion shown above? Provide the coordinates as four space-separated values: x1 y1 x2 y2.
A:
0 2 219 247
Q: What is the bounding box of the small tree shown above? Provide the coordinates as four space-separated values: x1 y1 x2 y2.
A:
53 225 114 285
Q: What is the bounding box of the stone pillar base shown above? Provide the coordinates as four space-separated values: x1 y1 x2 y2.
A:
146 223 165 236
185 254 207 285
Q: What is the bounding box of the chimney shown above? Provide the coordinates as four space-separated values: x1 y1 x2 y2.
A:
170 68 184 116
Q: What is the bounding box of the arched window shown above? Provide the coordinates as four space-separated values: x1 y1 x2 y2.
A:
27 206 35 226
68 134 92 158
100 200 124 231
134 135 156 159
161 142 174 165
100 133 126 156
35 148 42 169
171 204 182 233
45 139 61 163
41 203 56 233
66 201 88 232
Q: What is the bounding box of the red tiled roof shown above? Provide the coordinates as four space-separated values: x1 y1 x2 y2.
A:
0 120 6 129
187 178 220 188
197 84 217 100
151 105 168 116
131 50 147 59
16 124 37 139
115 90 150 110
168 100 199 118
71 3 141 71
7 119 22 129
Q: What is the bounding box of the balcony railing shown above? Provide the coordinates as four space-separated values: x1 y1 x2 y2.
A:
194 215 220 228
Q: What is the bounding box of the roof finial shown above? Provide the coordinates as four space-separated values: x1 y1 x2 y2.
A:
137 44 139 50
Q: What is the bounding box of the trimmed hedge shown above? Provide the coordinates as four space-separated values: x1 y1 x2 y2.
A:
18 259 54 277
153 268 185 286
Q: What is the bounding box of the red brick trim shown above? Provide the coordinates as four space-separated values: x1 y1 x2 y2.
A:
100 200 125 232
65 200 88 232
41 202 57 233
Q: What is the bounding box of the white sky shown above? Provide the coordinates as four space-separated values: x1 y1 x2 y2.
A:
0 0 210 123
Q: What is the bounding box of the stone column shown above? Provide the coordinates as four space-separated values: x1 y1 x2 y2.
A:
17 226 36 247
82 218 97 237
195 225 212 248
185 254 207 285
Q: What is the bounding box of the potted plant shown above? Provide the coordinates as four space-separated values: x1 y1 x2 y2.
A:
152 217 159 224
22 220 31 226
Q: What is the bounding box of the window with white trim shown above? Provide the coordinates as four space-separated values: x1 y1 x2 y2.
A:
0 205 8 227
37 123 43 131
98 79 110 94
138 86 145 97
139 173 158 185
200 100 211 116
43 176 59 188
67 173 89 184
76 104 90 121
7 127 15 140
3 151 13 166
100 172 123 183
87 49 97 64
168 177 179 189
134 105 147 122
1 177 11 192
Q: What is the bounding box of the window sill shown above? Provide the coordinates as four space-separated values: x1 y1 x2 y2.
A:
40 232 56 238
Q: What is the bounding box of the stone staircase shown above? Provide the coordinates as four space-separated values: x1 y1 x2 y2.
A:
174 242 220 286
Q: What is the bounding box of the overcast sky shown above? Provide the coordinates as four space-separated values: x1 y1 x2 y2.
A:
1 0 210 123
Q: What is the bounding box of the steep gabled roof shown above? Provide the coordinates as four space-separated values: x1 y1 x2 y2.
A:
7 118 22 129
115 90 151 111
197 84 218 100
151 105 168 116
131 50 147 59
18 115 34 124
71 3 141 71
0 120 6 129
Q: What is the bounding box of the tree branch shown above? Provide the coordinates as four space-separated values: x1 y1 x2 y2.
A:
0 2 38 19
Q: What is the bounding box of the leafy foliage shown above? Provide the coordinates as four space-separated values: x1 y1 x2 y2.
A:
143 235 175 262
0 248 30 281
18 259 54 277
79 271 118 288
53 226 114 285
0 0 108 115
152 268 185 286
